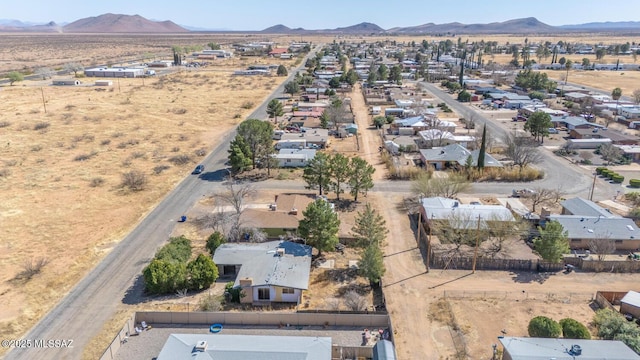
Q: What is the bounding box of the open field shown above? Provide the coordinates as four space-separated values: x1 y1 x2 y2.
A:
0 59 293 355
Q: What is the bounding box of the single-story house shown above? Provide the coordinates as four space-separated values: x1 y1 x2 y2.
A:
280 128 328 148
84 67 144 78
620 291 640 319
52 79 81 86
419 144 502 170
240 194 315 238
420 197 515 230
275 139 306 150
566 138 612 149
560 197 616 218
157 334 331 360
569 128 640 145
547 215 640 251
551 115 605 130
618 106 640 120
416 129 475 149
499 337 640 360
213 240 312 304
615 145 640 162
274 149 316 167
564 92 591 103
521 106 567 117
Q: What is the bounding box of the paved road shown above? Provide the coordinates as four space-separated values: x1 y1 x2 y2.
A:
4 47 320 360
420 82 616 199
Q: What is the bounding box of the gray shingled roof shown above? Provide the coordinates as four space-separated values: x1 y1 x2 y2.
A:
213 241 312 290
548 215 639 240
499 337 640 360
157 334 332 360
560 197 616 218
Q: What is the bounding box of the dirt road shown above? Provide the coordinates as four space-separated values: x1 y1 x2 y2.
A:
349 83 386 181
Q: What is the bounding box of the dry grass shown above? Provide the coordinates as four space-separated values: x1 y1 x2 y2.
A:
0 63 285 355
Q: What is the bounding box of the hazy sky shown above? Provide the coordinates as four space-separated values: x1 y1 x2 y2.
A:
2 0 640 30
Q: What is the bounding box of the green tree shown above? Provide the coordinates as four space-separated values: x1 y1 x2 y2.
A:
349 156 375 202
596 48 606 60
187 254 218 291
284 81 300 96
528 316 562 338
298 199 340 257
329 77 341 88
143 259 188 294
319 110 330 129
207 42 221 50
351 203 388 247
457 90 471 102
524 111 552 144
377 63 389 80
303 152 331 195
206 231 226 255
367 69 378 85
477 125 487 169
564 60 573 86
533 221 569 263
266 99 284 123
373 116 386 129
7 71 24 85
612 87 623 114
228 134 253 174
389 65 403 84
559 318 591 339
358 242 385 286
582 58 591 69
276 64 288 76
236 119 274 169
329 153 351 200
155 236 192 263
344 69 359 85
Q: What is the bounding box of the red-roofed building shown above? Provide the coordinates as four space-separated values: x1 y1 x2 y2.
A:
269 48 289 56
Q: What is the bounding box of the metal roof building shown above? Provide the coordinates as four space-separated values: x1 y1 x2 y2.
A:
499 337 640 360
157 334 332 360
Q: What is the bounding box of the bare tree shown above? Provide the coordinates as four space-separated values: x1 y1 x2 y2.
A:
411 173 470 199
484 217 530 258
64 62 84 77
529 187 562 213
431 212 488 254
599 143 623 165
633 89 640 105
343 290 368 311
579 151 594 163
587 233 616 261
35 67 54 80
214 182 256 242
502 132 543 171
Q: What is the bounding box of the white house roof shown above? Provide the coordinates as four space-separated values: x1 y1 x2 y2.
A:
548 215 640 241
419 144 502 167
621 291 640 308
499 337 640 360
157 334 332 360
213 241 312 290
421 197 515 229
561 197 616 218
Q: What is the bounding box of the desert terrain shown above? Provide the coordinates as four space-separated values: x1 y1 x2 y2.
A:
0 46 297 356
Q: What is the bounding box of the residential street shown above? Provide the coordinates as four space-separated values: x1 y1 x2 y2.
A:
4 49 320 360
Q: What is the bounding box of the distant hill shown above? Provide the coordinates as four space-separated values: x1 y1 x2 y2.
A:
391 17 556 34
262 24 293 33
330 22 385 33
62 13 188 33
559 21 640 30
0 20 61 32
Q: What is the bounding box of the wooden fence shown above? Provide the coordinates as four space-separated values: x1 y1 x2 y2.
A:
595 291 629 311
429 253 564 272
564 257 640 273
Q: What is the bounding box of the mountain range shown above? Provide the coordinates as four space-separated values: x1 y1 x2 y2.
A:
1 14 640 34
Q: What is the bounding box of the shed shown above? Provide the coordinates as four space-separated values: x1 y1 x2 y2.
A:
620 291 640 319
94 80 112 86
345 123 358 134
373 340 397 360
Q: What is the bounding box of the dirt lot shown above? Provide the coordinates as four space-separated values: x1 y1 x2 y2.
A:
0 58 292 353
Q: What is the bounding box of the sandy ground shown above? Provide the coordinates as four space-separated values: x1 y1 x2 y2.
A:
0 60 292 355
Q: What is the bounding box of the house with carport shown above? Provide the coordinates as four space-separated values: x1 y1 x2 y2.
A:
419 144 502 170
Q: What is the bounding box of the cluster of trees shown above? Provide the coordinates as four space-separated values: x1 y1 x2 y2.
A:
353 204 388 286
142 236 218 294
302 153 375 201
228 119 275 174
367 63 403 85
528 316 591 339
514 69 557 93
524 112 553 144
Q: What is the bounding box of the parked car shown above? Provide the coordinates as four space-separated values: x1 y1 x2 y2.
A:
512 188 537 198
512 115 527 122
548 128 559 134
193 164 205 174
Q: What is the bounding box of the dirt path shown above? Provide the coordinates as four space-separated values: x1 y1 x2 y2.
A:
349 83 386 181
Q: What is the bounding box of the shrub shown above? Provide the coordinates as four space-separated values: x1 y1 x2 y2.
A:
153 165 170 175
33 122 50 131
528 316 562 338
241 101 254 109
142 259 187 294
0 168 12 178
199 293 222 311
15 257 49 281
194 148 207 157
187 254 218 290
629 179 640 188
155 236 192 263
225 281 244 303
606 172 617 180
559 318 591 339
206 232 226 255
0 121 11 128
31 144 43 152
100 139 111 146
594 308 640 353
169 154 191 166
120 170 147 191
596 167 607 175
89 177 105 187
600 169 611 177
73 151 97 161
343 290 368 311
612 175 624 183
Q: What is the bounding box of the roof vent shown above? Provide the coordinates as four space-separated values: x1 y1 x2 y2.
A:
627 225 634 231
195 340 208 352
569 344 582 356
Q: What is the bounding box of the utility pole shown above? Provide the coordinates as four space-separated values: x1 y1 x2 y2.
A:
40 87 47 114
589 173 597 201
426 214 432 273
472 215 481 274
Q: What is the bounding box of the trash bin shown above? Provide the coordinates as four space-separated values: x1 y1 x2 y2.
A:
180 215 187 222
